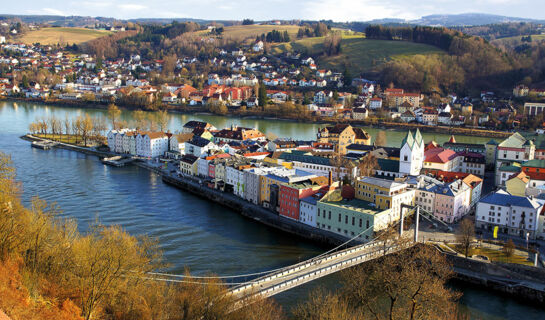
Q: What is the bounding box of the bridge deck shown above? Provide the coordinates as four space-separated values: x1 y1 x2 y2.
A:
230 239 413 300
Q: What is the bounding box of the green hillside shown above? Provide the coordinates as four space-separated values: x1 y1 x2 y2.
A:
491 34 545 48
272 35 444 74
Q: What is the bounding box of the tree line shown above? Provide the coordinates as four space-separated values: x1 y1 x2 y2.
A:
365 25 459 52
256 29 291 43
26 105 172 147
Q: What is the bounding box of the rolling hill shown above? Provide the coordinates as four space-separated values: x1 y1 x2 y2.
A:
491 34 545 48
272 34 444 75
196 24 302 43
17 27 112 45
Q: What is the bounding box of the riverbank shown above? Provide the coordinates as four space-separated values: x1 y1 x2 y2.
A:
7 97 511 139
21 134 352 247
18 134 545 308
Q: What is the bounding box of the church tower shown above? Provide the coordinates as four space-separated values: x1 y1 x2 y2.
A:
399 129 424 176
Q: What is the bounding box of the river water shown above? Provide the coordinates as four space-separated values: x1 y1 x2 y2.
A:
0 101 542 319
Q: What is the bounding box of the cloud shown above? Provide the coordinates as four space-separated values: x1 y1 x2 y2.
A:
117 4 147 11
42 8 66 16
303 0 415 21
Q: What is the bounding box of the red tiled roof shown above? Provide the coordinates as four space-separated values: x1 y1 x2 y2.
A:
424 148 458 164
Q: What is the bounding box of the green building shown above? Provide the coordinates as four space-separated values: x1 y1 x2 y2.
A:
316 189 395 242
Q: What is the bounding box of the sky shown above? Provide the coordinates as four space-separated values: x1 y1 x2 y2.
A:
4 0 545 21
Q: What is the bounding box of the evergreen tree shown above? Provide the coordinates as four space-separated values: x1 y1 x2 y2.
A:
258 83 267 107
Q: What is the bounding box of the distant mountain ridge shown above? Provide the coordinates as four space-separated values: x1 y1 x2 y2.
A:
411 13 544 26
0 12 543 28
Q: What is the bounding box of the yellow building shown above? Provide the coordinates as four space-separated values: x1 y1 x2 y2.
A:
317 124 371 154
263 157 293 169
505 171 529 197
355 176 415 216
179 154 199 176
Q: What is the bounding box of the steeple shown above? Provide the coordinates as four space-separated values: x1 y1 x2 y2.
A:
414 128 423 146
401 130 414 149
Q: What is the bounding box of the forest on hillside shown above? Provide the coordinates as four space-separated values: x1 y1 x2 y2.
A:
364 25 545 95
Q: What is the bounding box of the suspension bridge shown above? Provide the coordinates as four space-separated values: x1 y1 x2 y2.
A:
146 206 430 304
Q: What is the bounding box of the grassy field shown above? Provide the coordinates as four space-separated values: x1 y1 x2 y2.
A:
273 34 444 74
446 243 534 266
196 24 302 43
18 27 112 45
491 34 545 47
33 133 103 146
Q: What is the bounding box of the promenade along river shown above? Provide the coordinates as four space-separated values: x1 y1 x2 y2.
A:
0 101 543 319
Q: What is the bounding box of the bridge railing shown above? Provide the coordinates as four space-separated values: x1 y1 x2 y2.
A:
243 243 411 299
230 240 384 295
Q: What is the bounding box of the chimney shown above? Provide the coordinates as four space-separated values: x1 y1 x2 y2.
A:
328 170 333 186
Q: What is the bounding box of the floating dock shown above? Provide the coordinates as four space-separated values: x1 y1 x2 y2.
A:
101 156 135 167
31 141 59 150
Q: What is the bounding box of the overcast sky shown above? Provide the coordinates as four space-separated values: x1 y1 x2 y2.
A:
4 0 545 21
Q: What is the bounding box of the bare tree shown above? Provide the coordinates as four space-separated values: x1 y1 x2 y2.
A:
341 244 461 320
503 239 515 260
456 218 475 258
64 115 71 136
375 130 387 146
156 109 170 132
357 153 379 178
133 109 147 130
107 104 122 130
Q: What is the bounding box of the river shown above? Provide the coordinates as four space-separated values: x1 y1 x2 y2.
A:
0 100 542 319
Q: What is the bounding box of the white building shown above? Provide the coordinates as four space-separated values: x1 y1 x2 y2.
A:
299 194 320 227
185 137 216 158
226 165 250 198
107 129 135 153
197 158 211 177
495 133 535 186
253 41 264 52
136 132 169 158
476 190 545 240
399 129 424 176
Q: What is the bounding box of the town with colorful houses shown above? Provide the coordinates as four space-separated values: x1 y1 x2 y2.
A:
107 121 545 242
1 39 545 132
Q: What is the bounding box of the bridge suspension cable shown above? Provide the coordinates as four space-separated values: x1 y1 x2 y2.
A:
144 206 418 285
147 210 413 282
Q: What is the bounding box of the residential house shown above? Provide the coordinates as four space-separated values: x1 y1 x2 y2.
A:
423 147 463 173
476 190 545 239
299 192 325 228
181 120 216 134
506 172 530 197
179 154 199 176
352 107 368 120
317 124 371 154
495 133 535 185
459 152 486 177
279 178 328 221
136 132 169 158
524 102 545 116
369 98 382 110
185 136 216 157
355 176 415 217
